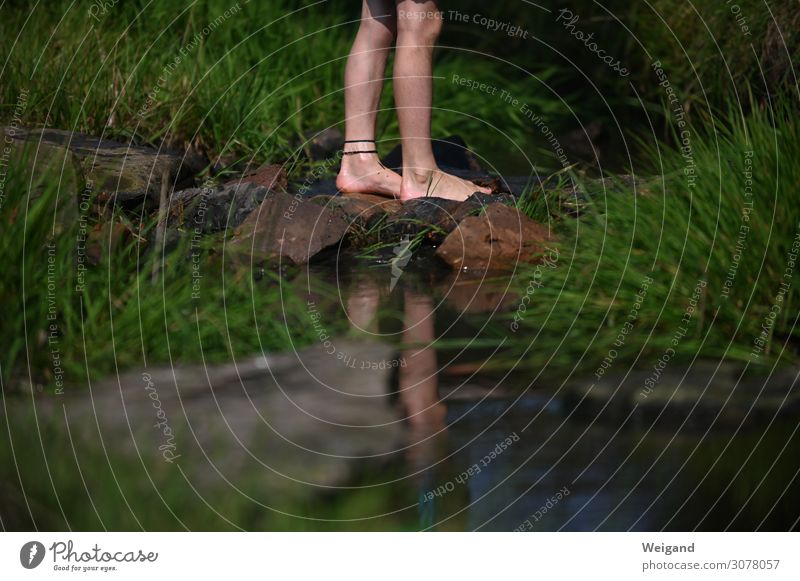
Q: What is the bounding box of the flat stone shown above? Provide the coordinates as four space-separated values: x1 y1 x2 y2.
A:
4 126 202 204
436 203 553 271
312 193 402 227
229 190 348 265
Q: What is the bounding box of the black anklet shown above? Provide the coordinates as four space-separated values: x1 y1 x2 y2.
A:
342 139 378 154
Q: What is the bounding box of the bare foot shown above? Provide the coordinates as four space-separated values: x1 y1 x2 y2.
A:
336 152 402 198
399 168 492 202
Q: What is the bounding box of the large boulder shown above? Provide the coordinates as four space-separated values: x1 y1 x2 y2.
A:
436 203 552 271
229 190 348 265
4 126 202 204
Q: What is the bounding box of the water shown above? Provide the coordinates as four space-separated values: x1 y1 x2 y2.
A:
295 250 800 531
3 249 797 531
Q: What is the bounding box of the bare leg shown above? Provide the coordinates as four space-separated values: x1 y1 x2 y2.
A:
394 1 491 201
336 0 403 198
346 277 380 334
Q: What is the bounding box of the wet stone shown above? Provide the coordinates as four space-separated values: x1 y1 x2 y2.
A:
436 203 553 271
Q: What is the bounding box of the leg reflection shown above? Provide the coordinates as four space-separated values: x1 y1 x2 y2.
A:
399 291 447 529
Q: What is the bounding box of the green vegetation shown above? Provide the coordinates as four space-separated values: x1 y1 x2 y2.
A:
1 0 797 379
1 0 798 535
629 0 799 115
0 0 572 174
509 96 800 371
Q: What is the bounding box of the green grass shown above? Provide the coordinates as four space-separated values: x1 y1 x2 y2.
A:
506 95 800 372
3 1 796 173
0 1 585 174
630 0 799 117
2 0 798 382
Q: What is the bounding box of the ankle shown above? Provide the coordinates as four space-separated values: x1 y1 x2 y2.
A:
403 166 439 184
341 153 379 172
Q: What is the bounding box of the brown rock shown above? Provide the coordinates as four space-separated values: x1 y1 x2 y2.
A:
235 163 288 192
381 192 517 244
229 191 348 265
436 203 552 271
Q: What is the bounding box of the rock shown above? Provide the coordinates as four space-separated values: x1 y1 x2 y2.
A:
300 127 345 161
229 190 348 265
384 197 463 242
380 192 517 244
312 193 402 229
495 175 542 196
170 182 270 234
451 192 517 221
3 126 202 205
4 128 82 228
381 135 487 176
436 203 552 271
233 163 288 191
305 191 519 250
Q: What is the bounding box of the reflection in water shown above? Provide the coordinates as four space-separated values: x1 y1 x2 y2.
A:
5 252 796 532
398 292 447 530
337 255 800 532
347 281 448 528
